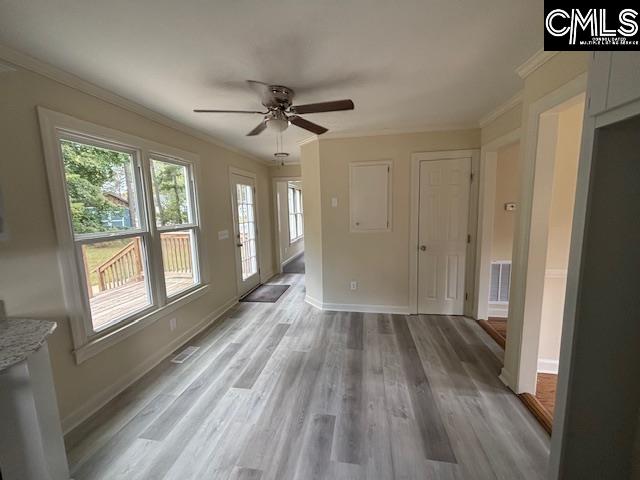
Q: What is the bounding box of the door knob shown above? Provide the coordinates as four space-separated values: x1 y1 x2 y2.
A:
419 245 427 251
237 243 243 247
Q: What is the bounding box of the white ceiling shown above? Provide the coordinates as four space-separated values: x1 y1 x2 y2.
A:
0 0 542 162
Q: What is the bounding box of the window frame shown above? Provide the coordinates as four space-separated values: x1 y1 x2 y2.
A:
150 154 202 300
38 107 209 363
288 185 304 243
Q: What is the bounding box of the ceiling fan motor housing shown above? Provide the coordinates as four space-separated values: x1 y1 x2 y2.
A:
264 85 294 110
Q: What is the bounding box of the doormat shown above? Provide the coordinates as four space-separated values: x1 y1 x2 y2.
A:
240 284 290 303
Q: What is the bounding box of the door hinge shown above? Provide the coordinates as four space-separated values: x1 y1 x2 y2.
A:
467 234 471 244
465 292 469 301
470 172 474 183
388 166 390 173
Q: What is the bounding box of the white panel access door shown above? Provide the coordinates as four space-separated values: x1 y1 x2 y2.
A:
418 157 471 314
349 161 391 231
230 172 260 297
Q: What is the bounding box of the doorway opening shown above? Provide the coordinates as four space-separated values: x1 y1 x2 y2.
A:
273 178 304 274
474 128 521 345
523 94 585 430
502 93 585 433
484 141 520 346
475 90 586 433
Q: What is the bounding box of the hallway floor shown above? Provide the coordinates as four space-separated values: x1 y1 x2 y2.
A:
479 317 558 432
66 275 549 479
282 252 305 274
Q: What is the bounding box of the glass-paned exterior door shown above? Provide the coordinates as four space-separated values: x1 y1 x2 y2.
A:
230 173 260 296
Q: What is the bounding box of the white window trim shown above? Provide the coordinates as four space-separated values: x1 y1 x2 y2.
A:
38 107 210 364
288 186 304 243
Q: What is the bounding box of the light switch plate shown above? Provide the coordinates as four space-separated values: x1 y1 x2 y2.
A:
218 230 229 240
331 197 338 207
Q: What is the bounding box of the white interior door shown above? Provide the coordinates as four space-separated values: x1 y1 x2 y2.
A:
418 157 471 314
230 173 260 296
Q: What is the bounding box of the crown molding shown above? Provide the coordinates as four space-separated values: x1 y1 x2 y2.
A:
0 43 271 166
516 49 559 79
0 60 17 74
296 123 478 146
478 91 523 128
317 123 478 141
297 135 320 147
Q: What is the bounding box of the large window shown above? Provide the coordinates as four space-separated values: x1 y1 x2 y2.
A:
40 108 204 361
288 186 303 242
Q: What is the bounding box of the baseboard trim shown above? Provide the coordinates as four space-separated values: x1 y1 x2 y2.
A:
304 295 410 315
488 303 508 318
61 296 239 434
260 270 275 283
477 319 506 349
537 358 559 374
518 393 553 434
305 295 324 310
281 251 303 268
499 367 516 391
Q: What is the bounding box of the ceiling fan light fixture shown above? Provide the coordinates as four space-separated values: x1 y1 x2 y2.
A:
267 117 289 132
274 151 289 166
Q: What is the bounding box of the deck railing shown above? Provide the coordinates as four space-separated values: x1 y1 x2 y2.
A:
95 238 144 293
94 233 191 294
161 232 193 275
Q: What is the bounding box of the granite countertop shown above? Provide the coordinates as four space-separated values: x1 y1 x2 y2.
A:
0 318 57 371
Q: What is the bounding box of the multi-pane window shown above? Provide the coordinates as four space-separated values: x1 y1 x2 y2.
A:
58 135 200 333
236 183 258 280
288 186 303 242
151 158 199 298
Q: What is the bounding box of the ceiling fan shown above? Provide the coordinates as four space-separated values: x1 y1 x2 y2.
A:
194 80 354 136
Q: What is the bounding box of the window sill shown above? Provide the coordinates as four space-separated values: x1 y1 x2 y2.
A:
73 284 210 364
289 236 304 245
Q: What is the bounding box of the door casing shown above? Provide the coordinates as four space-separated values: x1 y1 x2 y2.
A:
409 150 480 316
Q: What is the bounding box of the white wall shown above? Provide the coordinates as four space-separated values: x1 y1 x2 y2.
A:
301 129 480 310
491 142 520 262
276 181 304 267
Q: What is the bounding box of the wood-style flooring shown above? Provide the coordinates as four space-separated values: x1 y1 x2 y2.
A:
478 317 558 434
535 373 558 417
282 252 305 274
66 274 549 479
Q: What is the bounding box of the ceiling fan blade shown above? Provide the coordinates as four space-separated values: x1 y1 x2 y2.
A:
247 120 268 136
290 99 354 115
246 80 274 104
289 115 328 135
194 109 266 114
